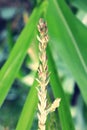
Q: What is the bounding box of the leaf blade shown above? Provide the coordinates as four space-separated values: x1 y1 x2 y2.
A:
0 1 48 106
46 0 87 104
47 46 75 130
16 76 38 130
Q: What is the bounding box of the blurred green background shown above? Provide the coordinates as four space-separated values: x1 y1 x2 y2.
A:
0 0 87 130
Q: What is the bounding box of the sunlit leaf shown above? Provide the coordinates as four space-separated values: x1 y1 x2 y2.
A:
46 0 87 104
0 1 48 107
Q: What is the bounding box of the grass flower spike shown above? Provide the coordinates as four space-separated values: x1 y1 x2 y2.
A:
37 18 61 130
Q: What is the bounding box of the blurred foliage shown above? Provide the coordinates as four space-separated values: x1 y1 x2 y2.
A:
0 0 87 130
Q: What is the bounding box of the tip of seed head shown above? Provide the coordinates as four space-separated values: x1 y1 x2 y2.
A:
37 18 48 35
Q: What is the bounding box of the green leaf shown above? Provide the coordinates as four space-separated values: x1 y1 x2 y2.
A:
16 76 38 130
46 0 87 104
0 1 48 107
47 46 75 130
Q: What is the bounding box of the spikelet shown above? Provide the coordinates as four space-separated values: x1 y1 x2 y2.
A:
37 18 61 130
